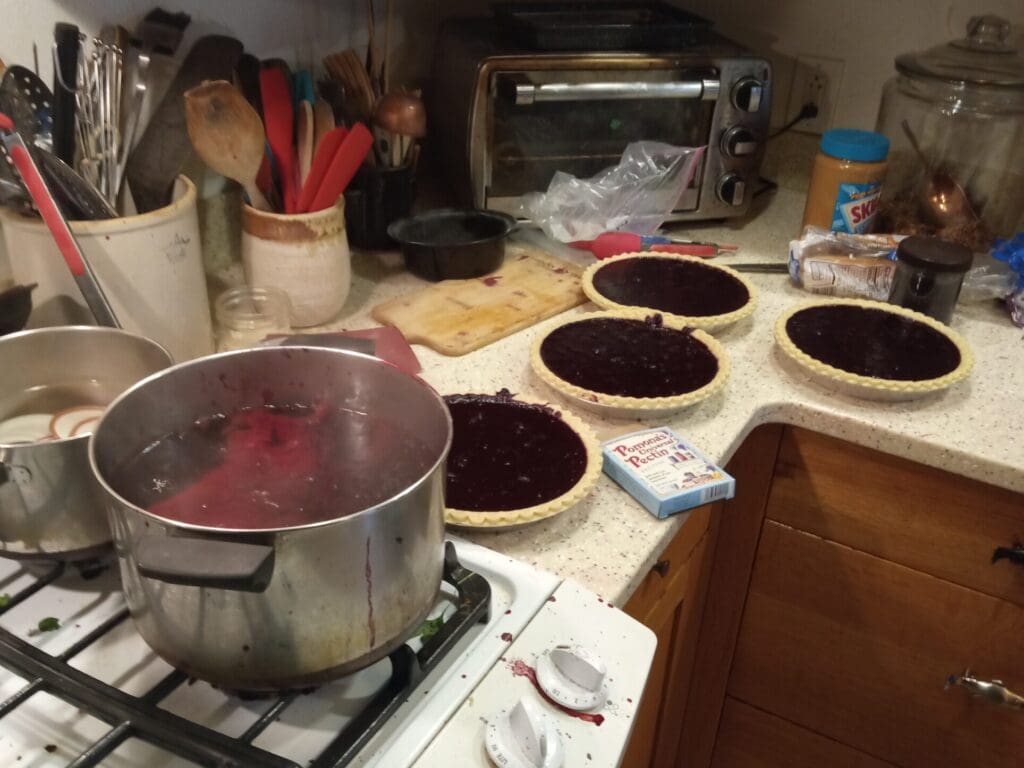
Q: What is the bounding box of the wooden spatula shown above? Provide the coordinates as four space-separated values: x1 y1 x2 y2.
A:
184 80 270 211
313 98 334 153
297 100 314 187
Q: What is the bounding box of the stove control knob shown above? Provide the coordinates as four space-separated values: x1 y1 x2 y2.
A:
717 173 747 207
536 645 608 711
485 696 564 768
732 77 765 112
720 126 758 158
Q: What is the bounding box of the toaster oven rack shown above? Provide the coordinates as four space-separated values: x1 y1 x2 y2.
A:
0 543 491 768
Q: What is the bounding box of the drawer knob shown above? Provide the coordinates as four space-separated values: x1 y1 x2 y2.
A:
946 669 1024 710
652 560 671 578
991 544 1024 566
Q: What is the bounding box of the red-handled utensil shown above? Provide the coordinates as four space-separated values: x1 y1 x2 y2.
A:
307 122 373 213
295 126 348 214
0 113 120 328
570 231 737 259
259 67 297 213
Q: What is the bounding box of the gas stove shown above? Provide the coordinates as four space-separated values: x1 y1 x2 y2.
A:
0 538 655 767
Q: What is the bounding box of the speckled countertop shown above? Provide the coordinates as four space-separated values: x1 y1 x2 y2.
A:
307 183 1024 606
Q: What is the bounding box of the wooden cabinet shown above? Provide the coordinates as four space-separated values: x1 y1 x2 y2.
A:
769 429 1024 605
673 426 1024 768
712 699 893 768
621 503 713 768
620 426 779 768
729 521 1024 767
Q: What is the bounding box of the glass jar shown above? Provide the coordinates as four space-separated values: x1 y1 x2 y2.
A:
887 236 972 324
802 129 890 234
214 286 292 352
875 15 1024 245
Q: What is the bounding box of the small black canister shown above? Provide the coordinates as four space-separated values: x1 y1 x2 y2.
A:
887 236 972 324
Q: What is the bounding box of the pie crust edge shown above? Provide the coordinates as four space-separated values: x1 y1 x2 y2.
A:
581 252 759 332
443 393 603 529
774 297 975 394
529 309 731 411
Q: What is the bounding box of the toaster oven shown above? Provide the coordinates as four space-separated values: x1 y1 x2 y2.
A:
431 19 772 222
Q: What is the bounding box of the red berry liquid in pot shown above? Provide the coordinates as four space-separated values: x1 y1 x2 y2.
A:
111 404 433 529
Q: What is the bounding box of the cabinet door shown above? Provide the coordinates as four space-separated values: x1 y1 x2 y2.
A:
620 605 676 768
729 521 1024 767
712 698 894 768
622 505 714 768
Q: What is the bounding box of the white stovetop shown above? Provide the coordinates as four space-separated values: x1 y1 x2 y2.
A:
0 539 655 767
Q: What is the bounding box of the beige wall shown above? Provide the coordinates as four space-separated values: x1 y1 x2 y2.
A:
682 0 1023 131
2 0 1019 132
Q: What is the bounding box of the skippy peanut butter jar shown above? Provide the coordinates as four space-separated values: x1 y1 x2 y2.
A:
801 129 890 235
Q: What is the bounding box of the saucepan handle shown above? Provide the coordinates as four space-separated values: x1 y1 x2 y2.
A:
133 534 275 593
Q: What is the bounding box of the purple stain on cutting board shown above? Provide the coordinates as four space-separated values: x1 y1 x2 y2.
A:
481 276 502 286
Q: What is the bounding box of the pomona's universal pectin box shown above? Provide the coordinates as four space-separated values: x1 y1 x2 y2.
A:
602 428 735 518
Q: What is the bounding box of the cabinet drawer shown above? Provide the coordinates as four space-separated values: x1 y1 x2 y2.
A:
768 427 1024 605
712 698 893 768
729 521 1024 768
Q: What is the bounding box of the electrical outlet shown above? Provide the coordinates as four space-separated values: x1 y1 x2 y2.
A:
787 55 845 134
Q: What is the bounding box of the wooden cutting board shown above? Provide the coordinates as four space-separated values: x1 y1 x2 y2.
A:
371 245 586 356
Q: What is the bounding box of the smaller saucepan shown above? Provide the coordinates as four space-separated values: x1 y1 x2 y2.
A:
388 208 516 281
0 326 172 561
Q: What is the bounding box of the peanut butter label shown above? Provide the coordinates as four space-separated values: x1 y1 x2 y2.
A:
833 181 882 234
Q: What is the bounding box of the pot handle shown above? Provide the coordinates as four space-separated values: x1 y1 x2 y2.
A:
134 535 275 593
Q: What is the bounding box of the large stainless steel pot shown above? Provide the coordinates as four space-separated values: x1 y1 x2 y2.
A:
0 326 172 561
89 346 452 691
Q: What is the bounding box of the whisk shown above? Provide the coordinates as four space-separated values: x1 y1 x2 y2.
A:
70 37 123 208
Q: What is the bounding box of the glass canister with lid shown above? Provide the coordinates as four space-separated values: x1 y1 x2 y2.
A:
875 15 1024 249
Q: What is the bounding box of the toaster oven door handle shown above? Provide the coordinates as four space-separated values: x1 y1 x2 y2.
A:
505 79 721 105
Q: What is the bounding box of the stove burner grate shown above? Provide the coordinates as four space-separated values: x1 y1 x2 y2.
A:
0 542 491 767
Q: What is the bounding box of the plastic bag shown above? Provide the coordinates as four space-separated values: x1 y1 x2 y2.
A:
521 142 705 242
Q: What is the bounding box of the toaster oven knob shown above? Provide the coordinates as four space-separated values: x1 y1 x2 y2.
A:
731 77 765 112
717 174 747 207
720 126 758 158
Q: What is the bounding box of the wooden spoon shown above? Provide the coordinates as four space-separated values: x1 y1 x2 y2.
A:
297 100 314 187
184 79 270 211
312 98 334 154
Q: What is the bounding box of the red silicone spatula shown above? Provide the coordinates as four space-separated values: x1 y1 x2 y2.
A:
0 113 119 327
307 122 374 213
570 231 722 259
259 67 297 213
295 126 348 214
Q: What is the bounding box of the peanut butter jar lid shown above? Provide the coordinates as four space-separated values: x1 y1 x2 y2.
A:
820 129 890 163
